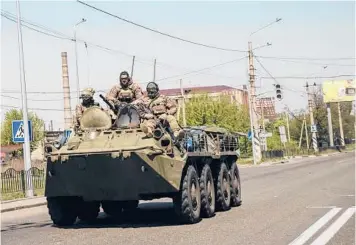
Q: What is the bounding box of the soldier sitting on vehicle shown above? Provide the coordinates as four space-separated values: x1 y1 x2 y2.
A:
75 87 100 128
133 81 184 140
105 71 143 107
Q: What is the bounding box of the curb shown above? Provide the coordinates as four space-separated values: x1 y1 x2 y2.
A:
1 201 47 213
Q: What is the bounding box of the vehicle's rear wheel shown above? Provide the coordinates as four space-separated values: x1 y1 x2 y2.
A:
200 164 215 218
173 165 201 224
101 201 123 218
229 162 242 207
47 196 78 226
77 200 100 223
215 162 231 211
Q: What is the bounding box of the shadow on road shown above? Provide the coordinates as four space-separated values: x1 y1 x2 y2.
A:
61 202 186 229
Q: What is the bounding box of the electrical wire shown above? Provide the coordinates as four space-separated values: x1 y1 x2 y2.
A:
156 56 248 81
260 75 355 79
76 0 247 53
0 104 65 111
257 55 356 61
255 56 355 67
1 94 66 101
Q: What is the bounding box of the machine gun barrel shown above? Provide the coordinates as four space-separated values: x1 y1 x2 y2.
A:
99 94 116 112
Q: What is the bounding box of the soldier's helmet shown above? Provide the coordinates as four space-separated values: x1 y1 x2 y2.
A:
80 87 95 100
146 82 159 99
119 71 131 88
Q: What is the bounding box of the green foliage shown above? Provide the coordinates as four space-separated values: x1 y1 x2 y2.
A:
181 93 252 156
0 109 45 151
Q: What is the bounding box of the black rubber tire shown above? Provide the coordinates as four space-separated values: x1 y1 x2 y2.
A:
230 162 242 207
122 200 139 211
215 162 231 211
174 165 201 224
101 201 123 218
47 196 78 227
200 164 215 218
77 201 100 223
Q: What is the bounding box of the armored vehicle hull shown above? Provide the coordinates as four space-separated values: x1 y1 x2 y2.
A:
45 105 242 226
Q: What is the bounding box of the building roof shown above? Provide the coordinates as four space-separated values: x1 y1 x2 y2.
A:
158 85 241 97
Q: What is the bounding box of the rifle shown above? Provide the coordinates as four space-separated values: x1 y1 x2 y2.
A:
99 94 117 113
136 103 181 149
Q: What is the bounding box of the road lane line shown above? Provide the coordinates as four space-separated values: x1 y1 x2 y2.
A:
310 207 356 245
288 207 342 245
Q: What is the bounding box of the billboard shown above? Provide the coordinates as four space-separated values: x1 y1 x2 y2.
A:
322 79 356 103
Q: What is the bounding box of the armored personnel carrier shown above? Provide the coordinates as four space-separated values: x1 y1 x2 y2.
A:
44 98 242 226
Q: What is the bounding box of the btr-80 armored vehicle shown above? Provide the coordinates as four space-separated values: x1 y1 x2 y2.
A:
44 97 242 226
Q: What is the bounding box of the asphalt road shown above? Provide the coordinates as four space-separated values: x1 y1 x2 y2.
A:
2 152 355 245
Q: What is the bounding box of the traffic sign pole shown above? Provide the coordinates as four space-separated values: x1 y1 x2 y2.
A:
16 0 33 197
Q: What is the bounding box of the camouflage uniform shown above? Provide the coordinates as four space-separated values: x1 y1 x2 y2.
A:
105 71 143 105
136 82 183 139
75 88 100 127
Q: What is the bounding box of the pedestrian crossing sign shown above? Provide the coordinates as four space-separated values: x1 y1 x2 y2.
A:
12 120 33 143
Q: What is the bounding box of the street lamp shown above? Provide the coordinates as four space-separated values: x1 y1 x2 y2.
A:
74 18 87 103
247 18 282 165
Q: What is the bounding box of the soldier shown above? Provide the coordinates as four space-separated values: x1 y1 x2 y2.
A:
105 71 143 106
75 87 100 128
135 81 184 139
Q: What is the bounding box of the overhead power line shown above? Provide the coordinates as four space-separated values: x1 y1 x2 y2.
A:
260 75 355 79
257 55 356 61
155 56 248 82
76 0 247 53
256 56 355 67
2 9 245 82
1 94 66 101
1 104 66 111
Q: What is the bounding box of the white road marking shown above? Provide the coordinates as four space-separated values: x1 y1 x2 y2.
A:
310 207 356 245
288 207 342 245
339 194 355 197
306 206 337 209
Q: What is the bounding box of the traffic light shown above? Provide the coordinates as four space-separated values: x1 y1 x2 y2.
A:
275 84 282 100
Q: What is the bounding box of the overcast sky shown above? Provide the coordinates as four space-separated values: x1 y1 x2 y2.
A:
1 0 355 130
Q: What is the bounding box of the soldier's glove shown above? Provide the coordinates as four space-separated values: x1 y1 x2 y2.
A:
144 113 154 119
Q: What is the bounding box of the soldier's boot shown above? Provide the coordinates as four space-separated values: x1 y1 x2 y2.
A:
141 124 153 137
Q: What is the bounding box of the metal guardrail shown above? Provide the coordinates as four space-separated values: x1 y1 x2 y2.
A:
1 167 45 194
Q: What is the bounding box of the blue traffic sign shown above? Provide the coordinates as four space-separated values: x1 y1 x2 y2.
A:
12 120 33 143
247 130 253 141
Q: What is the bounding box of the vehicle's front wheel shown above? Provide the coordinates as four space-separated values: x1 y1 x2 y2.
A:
47 196 78 226
77 200 100 223
200 164 215 218
174 165 201 224
101 201 123 218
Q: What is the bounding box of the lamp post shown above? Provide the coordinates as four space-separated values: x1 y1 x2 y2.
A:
74 18 87 103
247 18 282 164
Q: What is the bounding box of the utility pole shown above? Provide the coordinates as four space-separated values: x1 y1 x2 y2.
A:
337 102 345 146
306 82 318 152
285 111 291 142
180 79 186 127
131 56 135 79
153 59 156 82
84 42 90 86
304 113 309 150
248 41 261 163
16 0 33 198
73 18 86 104
327 103 334 147
50 120 54 131
61 52 73 129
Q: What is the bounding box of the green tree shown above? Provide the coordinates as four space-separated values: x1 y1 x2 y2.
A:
181 93 252 156
0 109 45 151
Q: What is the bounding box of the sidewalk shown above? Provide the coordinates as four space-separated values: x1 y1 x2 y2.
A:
1 196 47 213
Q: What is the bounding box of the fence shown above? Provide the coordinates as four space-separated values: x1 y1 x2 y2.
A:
1 167 45 194
262 146 347 159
